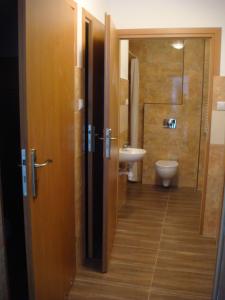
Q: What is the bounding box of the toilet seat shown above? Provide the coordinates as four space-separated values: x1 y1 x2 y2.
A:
156 160 178 168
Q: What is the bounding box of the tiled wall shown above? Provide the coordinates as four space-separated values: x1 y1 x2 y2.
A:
203 76 225 238
118 78 129 211
131 39 184 105
119 78 129 147
74 66 85 269
130 39 208 188
198 40 210 191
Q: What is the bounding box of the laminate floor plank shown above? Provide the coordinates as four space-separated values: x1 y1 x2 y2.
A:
69 184 217 300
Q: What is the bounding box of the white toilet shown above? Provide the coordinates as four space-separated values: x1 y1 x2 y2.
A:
155 160 178 187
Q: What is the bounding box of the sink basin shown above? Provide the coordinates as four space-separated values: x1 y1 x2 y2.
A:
119 147 146 162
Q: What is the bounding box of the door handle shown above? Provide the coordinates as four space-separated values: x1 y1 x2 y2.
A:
98 136 117 141
34 160 53 168
105 128 117 159
31 149 53 198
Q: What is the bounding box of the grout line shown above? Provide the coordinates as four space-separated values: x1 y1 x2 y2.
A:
148 191 170 299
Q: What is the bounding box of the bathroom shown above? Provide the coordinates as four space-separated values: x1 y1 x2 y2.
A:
70 28 225 299
109 36 219 298
118 37 209 195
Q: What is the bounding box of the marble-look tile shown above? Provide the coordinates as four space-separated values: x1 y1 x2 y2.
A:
118 78 129 210
198 40 210 191
130 39 183 105
141 39 206 188
203 144 225 237
212 76 225 110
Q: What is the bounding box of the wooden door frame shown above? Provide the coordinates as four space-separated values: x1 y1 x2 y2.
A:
18 1 35 297
117 27 222 235
82 9 94 260
18 1 77 298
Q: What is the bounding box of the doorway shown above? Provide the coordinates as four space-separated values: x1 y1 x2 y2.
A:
69 27 221 300
83 10 105 269
0 1 28 299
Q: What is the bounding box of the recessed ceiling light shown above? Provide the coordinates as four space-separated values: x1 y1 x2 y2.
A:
172 41 184 50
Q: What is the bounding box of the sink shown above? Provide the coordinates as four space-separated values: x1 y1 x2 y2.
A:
119 147 146 162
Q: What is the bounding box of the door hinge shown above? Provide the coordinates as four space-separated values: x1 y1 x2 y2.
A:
20 149 28 197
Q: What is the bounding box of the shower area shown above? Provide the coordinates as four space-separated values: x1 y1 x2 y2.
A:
119 38 210 190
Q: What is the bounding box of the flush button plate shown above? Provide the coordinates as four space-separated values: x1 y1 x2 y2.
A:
163 119 177 129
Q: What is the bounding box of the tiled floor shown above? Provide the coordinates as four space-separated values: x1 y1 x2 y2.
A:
69 184 217 300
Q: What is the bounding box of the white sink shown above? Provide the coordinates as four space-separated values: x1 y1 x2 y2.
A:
119 147 146 162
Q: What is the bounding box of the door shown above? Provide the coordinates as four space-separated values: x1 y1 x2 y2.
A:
102 14 119 272
18 0 76 299
83 10 105 262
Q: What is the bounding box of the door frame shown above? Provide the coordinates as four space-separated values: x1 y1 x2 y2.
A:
18 1 77 298
117 27 221 235
82 9 94 260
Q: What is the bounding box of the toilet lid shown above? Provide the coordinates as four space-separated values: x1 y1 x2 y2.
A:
156 160 178 167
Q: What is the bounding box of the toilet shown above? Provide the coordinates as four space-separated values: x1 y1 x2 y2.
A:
155 160 178 187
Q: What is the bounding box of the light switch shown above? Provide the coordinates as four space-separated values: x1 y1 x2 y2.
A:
78 98 84 111
216 101 225 111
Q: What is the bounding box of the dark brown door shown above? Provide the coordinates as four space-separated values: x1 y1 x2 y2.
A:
19 0 76 299
102 14 119 272
83 10 105 262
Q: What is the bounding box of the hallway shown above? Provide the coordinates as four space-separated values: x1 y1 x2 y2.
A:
70 184 217 300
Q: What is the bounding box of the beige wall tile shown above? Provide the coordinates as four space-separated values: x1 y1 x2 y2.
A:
130 39 184 105
118 78 129 210
203 144 225 238
198 40 210 191
140 39 206 188
210 111 225 145
203 76 225 238
212 76 225 110
119 78 129 147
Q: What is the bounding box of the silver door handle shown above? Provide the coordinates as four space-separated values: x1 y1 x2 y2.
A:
105 128 117 159
34 159 53 168
31 149 53 198
98 137 117 141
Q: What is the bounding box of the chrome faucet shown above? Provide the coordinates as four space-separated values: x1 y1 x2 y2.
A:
123 144 130 148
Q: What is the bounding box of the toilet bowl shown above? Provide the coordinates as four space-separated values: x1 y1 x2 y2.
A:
155 160 178 187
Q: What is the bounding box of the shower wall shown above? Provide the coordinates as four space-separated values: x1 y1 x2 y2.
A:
129 39 209 188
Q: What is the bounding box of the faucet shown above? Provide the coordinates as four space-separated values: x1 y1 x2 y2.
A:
123 144 130 148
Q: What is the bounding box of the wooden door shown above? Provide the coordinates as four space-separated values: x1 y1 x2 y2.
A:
18 0 76 299
83 10 105 262
102 14 119 272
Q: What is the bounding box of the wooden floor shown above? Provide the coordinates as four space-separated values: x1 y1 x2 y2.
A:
69 184 217 300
